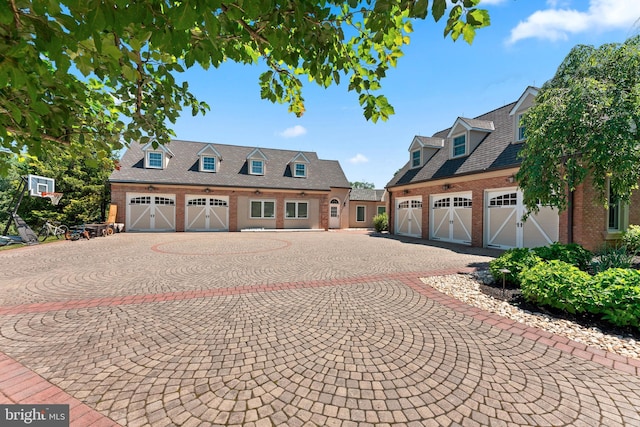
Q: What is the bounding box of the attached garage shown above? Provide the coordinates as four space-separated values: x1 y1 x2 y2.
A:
126 193 176 231
395 196 422 238
485 189 559 249
430 193 472 245
185 195 229 231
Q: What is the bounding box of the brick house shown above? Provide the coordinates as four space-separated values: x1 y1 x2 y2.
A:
386 87 640 251
348 189 387 228
109 140 351 232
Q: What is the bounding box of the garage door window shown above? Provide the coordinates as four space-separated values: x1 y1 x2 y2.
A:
130 196 151 205
489 193 517 207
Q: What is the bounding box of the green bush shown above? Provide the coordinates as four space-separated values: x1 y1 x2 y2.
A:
591 246 635 273
372 213 388 233
591 268 640 328
532 242 592 271
622 224 640 254
489 248 542 286
519 260 592 314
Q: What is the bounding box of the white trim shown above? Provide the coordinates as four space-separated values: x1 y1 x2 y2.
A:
250 159 265 175
285 200 309 219
509 86 539 116
250 199 276 219
293 163 307 178
451 133 467 158
247 147 268 160
146 151 164 169
200 155 217 173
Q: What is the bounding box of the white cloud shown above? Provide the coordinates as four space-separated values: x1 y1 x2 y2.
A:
508 0 640 44
279 125 307 138
349 153 369 164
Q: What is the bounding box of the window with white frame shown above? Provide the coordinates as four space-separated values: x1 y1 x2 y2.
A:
250 160 264 175
452 135 466 157
285 201 308 219
294 163 307 177
250 200 275 218
356 205 366 222
517 113 526 141
201 156 216 172
411 150 421 167
147 152 163 169
608 186 622 232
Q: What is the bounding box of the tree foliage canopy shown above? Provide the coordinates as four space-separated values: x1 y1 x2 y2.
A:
516 36 640 213
0 0 489 173
350 180 375 189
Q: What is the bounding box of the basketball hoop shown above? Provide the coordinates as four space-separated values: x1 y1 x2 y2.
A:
41 192 63 206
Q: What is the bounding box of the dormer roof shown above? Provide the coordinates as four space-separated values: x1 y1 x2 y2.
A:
290 152 310 163
197 144 222 159
509 86 540 116
247 148 268 160
142 141 174 157
446 117 495 137
409 136 445 151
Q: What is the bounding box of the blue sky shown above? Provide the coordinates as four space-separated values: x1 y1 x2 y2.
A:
169 0 640 188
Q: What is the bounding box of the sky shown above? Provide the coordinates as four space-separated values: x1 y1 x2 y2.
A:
168 0 640 189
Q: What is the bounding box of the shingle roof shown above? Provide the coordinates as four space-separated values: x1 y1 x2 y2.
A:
349 189 386 202
110 140 350 191
387 101 522 188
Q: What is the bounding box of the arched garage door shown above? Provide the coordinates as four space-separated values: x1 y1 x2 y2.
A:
485 189 559 249
395 196 422 238
185 196 229 231
126 193 176 231
430 193 472 245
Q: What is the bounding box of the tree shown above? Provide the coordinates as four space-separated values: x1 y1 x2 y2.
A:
350 181 376 189
516 36 640 214
0 0 489 174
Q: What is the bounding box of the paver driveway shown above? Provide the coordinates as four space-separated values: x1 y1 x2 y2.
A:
0 231 639 426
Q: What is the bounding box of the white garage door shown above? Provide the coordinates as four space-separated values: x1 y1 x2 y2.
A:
127 193 176 231
395 196 422 238
185 196 229 231
485 189 559 249
430 193 472 245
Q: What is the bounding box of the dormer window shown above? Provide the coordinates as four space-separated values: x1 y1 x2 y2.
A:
147 151 163 169
251 159 264 175
294 163 307 177
411 150 421 167
517 114 526 141
201 156 216 172
452 134 466 157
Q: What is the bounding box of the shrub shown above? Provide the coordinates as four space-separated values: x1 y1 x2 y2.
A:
591 268 640 328
591 246 635 273
519 260 592 314
489 248 542 286
622 224 640 255
372 213 388 233
532 242 592 271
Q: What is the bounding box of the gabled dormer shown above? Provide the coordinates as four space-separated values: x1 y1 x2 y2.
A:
142 142 174 169
197 144 222 173
509 86 539 143
289 152 310 178
408 136 444 168
247 148 268 175
446 117 494 159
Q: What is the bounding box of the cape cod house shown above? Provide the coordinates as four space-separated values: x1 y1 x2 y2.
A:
109 140 351 232
386 87 640 251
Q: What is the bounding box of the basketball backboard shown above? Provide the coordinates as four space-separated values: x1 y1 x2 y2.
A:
27 174 55 197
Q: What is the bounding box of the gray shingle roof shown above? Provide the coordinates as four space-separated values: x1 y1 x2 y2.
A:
349 189 386 201
110 140 350 191
387 101 522 188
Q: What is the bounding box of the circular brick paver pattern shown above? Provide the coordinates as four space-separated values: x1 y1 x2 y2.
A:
1 231 639 426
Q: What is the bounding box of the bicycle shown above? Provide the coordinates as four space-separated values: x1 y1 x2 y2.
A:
38 220 69 242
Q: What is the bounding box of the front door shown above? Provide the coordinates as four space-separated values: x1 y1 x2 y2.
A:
329 198 340 228
395 196 422 238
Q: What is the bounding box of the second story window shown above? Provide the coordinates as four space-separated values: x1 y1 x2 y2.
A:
201 156 216 172
294 163 306 177
517 113 526 141
452 135 466 157
411 150 421 167
147 152 163 169
251 160 264 175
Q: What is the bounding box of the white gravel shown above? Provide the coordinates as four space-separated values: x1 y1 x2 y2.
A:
421 272 640 360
